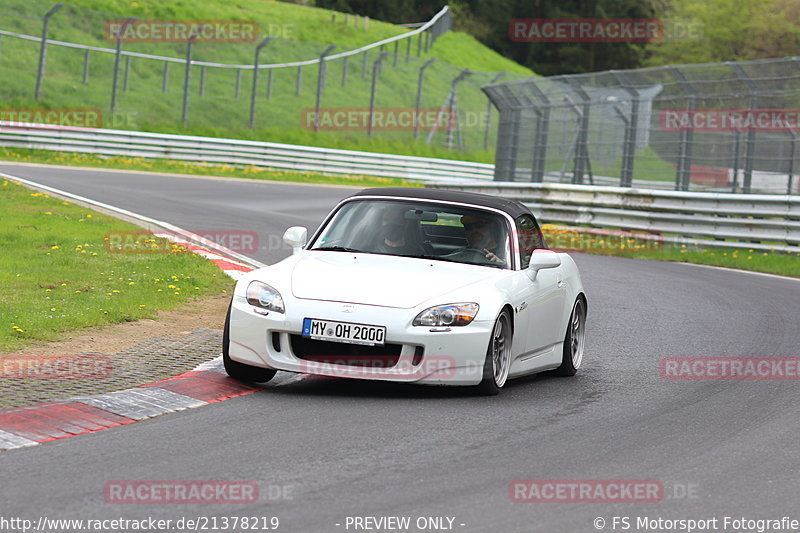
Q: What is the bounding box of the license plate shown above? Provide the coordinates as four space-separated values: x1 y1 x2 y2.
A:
302 318 386 346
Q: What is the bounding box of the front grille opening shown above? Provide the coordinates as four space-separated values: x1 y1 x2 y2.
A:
271 332 282 353
412 346 424 366
290 335 402 368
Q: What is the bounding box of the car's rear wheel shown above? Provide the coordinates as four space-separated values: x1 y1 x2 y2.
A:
222 300 277 383
555 297 586 376
476 309 512 396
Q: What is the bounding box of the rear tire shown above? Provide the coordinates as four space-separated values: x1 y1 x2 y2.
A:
555 297 586 377
223 300 277 383
476 309 512 396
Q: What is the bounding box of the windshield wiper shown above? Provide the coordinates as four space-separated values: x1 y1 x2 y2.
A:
311 246 367 253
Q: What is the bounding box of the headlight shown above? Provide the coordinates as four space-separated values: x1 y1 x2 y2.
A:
413 303 479 327
246 281 285 313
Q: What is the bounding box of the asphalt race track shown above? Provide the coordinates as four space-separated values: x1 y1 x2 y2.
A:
2 163 799 533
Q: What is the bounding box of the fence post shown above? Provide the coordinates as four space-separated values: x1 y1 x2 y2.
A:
393 40 398 67
123 55 131 91
788 132 797 195
483 71 506 150
82 50 90 84
667 66 695 191
417 32 423 57
35 3 63 101
295 65 302 96
414 58 436 139
235 69 242 99
729 62 759 193
267 69 273 100
341 55 348 87
406 37 412 63
564 79 593 184
524 79 549 182
611 71 640 187
361 50 368 80
110 17 135 112
182 26 204 125
368 52 391 138
199 65 206 97
249 36 273 128
313 45 336 132
162 62 169 93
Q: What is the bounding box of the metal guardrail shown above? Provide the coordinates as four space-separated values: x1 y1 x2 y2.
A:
0 121 493 182
428 182 800 252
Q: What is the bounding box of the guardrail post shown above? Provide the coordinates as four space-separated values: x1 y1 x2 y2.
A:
483 71 506 150
249 36 272 128
123 55 131 91
524 79 550 182
235 69 242 99
729 62 759 193
414 58 436 139
81 50 90 84
35 3 63 101
313 45 336 132
110 17 135 112
368 52 390 138
182 26 204 125
667 67 696 191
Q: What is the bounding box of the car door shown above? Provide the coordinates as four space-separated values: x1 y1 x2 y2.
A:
513 215 568 356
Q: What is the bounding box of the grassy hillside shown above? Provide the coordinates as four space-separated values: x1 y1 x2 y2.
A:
0 0 533 161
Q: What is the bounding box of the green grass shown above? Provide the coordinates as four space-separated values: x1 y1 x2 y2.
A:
0 0 533 161
0 147 424 187
0 177 234 352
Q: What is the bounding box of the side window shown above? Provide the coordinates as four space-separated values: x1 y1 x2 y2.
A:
515 214 546 269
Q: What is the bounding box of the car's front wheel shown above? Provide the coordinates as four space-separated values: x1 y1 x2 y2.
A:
476 309 512 396
555 296 586 376
222 300 277 383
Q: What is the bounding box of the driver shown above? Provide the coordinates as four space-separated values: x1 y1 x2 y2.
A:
444 215 506 264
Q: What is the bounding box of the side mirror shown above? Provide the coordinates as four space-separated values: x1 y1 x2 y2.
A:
527 251 561 281
283 226 307 255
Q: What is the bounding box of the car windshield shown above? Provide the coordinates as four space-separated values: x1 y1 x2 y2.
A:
309 199 512 269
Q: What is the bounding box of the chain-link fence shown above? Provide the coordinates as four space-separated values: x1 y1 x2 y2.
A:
484 58 800 194
0 1 530 157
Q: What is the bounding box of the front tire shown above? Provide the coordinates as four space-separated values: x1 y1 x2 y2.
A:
555 297 586 376
476 309 512 396
222 300 277 383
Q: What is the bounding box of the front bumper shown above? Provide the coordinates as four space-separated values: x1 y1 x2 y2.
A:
228 295 492 386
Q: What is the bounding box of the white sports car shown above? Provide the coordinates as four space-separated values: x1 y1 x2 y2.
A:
223 188 586 395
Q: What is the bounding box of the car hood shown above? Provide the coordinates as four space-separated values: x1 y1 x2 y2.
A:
290 252 496 309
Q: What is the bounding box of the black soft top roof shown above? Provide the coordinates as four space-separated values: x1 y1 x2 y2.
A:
349 187 531 218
